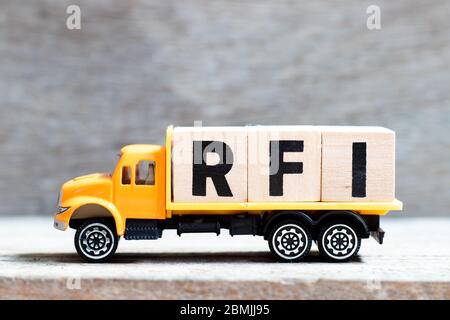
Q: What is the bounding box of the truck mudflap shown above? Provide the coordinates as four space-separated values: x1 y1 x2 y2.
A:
370 228 385 244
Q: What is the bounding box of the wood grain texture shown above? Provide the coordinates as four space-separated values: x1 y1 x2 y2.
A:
2 278 449 300
321 126 395 202
248 126 321 202
0 1 449 216
172 127 247 202
1 217 449 300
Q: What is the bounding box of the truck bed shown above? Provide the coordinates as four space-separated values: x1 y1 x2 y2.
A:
166 199 403 215
165 126 403 216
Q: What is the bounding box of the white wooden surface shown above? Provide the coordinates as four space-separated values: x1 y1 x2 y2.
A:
0 217 449 299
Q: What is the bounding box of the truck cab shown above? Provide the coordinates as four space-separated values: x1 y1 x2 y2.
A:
54 144 166 237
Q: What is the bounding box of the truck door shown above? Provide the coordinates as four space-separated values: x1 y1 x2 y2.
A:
115 154 165 220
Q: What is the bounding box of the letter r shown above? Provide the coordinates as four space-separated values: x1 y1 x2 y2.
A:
192 141 234 197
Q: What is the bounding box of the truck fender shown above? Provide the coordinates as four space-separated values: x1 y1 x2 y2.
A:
64 196 125 236
314 211 370 239
262 211 314 240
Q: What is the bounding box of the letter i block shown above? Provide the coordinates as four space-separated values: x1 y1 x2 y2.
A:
321 126 395 202
247 126 322 202
172 127 247 202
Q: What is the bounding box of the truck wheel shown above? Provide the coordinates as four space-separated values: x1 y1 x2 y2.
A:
317 221 361 262
75 220 119 263
268 220 312 262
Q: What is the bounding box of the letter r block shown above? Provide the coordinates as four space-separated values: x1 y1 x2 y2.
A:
247 126 321 202
172 127 247 202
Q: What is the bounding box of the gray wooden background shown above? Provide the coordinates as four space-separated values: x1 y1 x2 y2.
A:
0 0 449 216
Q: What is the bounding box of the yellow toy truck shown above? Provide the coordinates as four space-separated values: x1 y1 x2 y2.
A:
54 125 402 262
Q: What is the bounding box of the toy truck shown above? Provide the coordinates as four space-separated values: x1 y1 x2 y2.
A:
53 125 402 263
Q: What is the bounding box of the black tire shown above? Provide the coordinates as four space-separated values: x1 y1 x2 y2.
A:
268 220 312 262
317 221 361 262
74 220 119 263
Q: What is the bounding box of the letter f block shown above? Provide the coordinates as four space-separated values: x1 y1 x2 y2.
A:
248 126 321 202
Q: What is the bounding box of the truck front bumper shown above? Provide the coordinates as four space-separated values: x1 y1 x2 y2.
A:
53 218 68 231
53 206 73 231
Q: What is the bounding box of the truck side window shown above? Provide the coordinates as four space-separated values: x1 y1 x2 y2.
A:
136 160 155 186
121 166 131 185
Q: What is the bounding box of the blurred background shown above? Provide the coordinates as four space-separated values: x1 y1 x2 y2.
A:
0 0 448 217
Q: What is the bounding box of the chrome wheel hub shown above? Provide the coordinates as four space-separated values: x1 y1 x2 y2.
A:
323 224 357 259
273 224 307 259
79 224 114 258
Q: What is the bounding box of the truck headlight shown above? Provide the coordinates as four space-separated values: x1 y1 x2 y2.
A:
56 191 68 214
57 206 70 214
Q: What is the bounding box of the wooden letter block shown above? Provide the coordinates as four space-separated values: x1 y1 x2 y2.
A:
321 126 395 202
172 127 247 202
248 126 321 202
